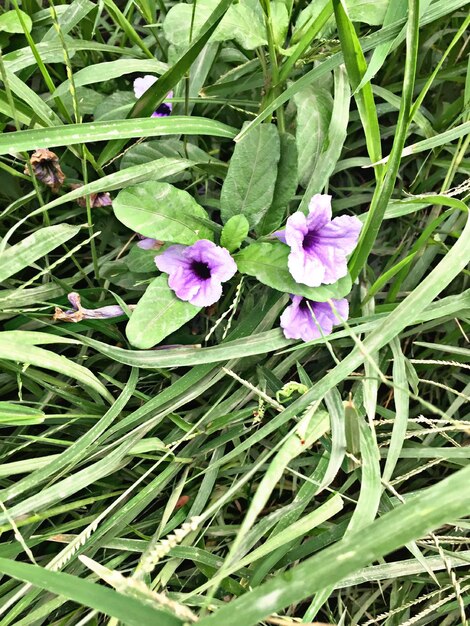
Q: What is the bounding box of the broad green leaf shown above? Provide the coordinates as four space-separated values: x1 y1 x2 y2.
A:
125 245 160 274
0 402 45 426
257 132 298 235
0 558 182 626
0 10 32 33
271 1 289 46
163 0 217 47
215 0 267 48
220 215 250 252
220 123 280 227
113 181 214 244
235 242 352 301
0 117 236 155
346 0 389 24
0 224 81 282
126 276 201 349
294 85 332 187
294 0 387 38
120 139 224 181
93 91 135 121
292 0 334 43
299 65 350 210
163 0 266 49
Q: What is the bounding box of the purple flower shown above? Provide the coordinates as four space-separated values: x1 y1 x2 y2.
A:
133 75 173 117
155 240 237 307
280 296 349 342
136 234 164 250
275 194 362 287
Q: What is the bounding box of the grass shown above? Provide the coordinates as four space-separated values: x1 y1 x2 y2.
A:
0 1 469 625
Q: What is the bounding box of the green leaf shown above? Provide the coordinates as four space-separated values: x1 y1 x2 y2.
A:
237 0 469 142
113 181 214 245
163 0 267 50
345 0 389 24
120 139 223 182
220 123 280 227
0 558 182 626
235 242 352 301
333 0 382 176
163 0 218 47
294 85 332 187
299 65 350 210
125 245 161 274
131 0 233 119
220 215 250 252
126 276 201 349
0 10 32 34
0 224 81 282
215 0 267 48
52 59 168 98
256 132 298 235
271 1 289 46
0 117 236 155
0 333 112 403
355 0 408 90
0 402 45 426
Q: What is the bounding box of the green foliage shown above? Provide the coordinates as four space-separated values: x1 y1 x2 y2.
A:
220 214 250 252
256 132 298 234
113 181 214 244
126 276 201 349
0 2 469 626
220 123 280 227
235 242 352 300
0 10 32 34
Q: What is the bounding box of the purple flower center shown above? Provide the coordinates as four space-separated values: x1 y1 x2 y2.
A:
299 298 311 311
302 229 318 252
191 260 211 280
157 103 172 116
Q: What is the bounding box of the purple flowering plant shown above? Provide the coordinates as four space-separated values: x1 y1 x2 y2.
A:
107 80 363 348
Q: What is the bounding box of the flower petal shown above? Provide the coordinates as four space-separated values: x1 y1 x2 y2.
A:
315 215 362 255
133 75 157 99
187 240 237 282
168 266 201 302
137 237 160 250
280 296 349 342
287 249 325 287
273 229 287 243
285 211 308 252
307 244 348 285
280 297 321 342
306 194 332 230
188 279 223 307
154 245 187 274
